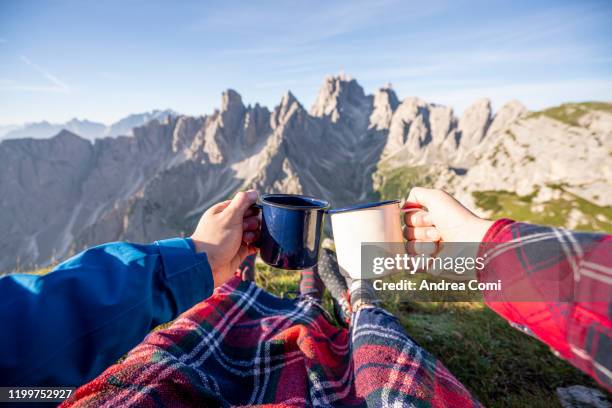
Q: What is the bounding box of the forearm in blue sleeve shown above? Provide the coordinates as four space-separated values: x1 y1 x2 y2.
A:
0 237 214 387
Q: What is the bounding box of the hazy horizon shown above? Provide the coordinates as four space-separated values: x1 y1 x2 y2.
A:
1 0 611 125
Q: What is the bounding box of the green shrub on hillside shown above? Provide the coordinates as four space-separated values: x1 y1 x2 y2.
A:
530 102 612 127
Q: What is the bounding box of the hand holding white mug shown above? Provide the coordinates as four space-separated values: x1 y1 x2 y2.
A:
402 188 494 280
403 187 493 243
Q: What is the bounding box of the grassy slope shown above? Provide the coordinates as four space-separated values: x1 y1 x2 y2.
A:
529 101 612 127
373 164 442 202
473 187 612 233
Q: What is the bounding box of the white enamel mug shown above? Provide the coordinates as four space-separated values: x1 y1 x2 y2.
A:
329 199 406 279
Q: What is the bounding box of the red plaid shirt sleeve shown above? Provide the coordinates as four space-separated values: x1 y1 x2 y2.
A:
478 219 612 391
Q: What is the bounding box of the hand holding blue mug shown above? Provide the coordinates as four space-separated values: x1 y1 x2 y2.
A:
191 190 261 286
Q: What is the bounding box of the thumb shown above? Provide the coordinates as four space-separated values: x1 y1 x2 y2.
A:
209 200 232 214
226 190 258 220
406 187 438 209
407 187 477 220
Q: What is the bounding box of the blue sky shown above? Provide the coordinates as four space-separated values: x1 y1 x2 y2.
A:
0 0 611 125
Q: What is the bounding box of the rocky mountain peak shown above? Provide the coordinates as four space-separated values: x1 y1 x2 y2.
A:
221 89 244 112
457 98 492 148
369 85 400 130
243 104 271 146
272 91 303 128
397 96 428 114
280 91 298 108
486 100 528 137
201 91 274 165
381 96 434 160
220 89 247 138
310 74 371 122
377 85 399 107
54 129 86 141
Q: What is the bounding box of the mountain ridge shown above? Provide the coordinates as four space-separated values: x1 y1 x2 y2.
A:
1 75 610 273
0 109 177 140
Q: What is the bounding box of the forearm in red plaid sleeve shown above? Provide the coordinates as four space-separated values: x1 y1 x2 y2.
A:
477 219 612 391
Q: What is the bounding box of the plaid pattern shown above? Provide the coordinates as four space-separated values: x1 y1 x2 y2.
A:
63 277 480 407
238 254 256 281
479 219 612 391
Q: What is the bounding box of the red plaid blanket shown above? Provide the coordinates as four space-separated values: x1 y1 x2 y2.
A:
62 277 480 407
479 219 612 391
63 219 611 406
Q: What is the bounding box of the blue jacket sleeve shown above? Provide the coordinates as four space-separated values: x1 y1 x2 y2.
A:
0 237 214 387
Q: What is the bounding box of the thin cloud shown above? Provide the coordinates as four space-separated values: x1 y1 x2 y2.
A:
14 56 71 93
0 38 7 44
192 0 445 45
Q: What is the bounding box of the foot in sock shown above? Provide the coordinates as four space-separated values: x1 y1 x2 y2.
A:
299 267 325 300
317 247 351 324
348 279 381 312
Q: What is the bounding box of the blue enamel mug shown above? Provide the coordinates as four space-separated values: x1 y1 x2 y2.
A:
253 194 330 270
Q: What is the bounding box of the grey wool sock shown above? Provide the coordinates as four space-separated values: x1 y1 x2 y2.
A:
348 279 381 312
317 247 351 322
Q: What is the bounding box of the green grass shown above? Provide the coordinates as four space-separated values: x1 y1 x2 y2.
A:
386 301 598 407
374 164 436 201
530 101 612 127
472 187 612 233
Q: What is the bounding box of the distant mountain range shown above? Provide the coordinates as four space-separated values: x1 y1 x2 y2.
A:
0 110 177 140
0 74 610 273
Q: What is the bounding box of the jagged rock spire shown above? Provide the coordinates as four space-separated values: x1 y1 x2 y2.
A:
457 98 492 147
369 85 399 130
220 89 246 136
310 74 370 122
271 91 303 128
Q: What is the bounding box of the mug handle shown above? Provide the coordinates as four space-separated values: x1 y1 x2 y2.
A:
248 203 263 248
400 200 424 213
